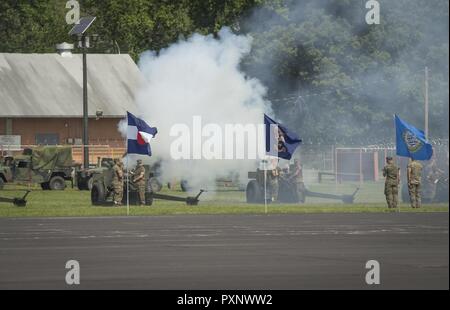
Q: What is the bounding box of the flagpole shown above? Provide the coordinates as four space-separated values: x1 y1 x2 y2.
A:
424 67 429 140
264 158 267 214
127 155 129 216
125 122 129 217
393 114 401 213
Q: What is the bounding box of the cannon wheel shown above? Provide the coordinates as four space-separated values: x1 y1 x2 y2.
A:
145 192 153 206
149 177 162 192
91 182 106 205
180 180 190 192
246 180 263 203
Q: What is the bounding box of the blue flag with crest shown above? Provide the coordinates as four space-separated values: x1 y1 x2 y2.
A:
395 115 433 160
264 114 302 160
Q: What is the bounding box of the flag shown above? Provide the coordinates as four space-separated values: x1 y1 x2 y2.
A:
264 114 302 160
127 111 158 156
395 114 433 160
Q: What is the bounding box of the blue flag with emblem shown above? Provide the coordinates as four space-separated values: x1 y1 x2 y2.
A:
395 115 433 160
264 114 302 160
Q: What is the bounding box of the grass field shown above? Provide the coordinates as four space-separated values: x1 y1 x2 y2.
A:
0 181 448 217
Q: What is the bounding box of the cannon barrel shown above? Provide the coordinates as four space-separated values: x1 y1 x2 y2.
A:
305 187 359 204
151 189 205 206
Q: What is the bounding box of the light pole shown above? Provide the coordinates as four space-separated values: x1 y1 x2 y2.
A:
81 34 89 168
69 16 96 169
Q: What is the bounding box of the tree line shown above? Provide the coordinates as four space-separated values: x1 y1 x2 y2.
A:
1 0 448 145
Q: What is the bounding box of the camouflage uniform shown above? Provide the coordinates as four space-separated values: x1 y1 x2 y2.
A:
382 160 400 209
112 160 124 205
133 160 146 205
290 161 305 203
268 167 280 202
407 160 423 208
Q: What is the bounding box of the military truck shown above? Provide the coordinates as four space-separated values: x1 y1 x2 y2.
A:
0 146 74 190
76 157 114 190
246 169 358 204
90 164 204 206
0 156 14 189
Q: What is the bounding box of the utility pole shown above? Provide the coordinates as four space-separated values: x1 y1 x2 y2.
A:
82 34 89 169
424 66 429 140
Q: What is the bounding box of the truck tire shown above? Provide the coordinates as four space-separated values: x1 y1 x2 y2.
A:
149 177 162 192
246 180 263 203
91 182 106 205
49 176 66 190
41 182 50 190
0 177 4 190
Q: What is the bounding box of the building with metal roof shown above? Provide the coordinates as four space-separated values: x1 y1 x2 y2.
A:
0 52 143 160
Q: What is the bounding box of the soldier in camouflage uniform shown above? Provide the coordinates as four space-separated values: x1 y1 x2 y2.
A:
112 158 124 205
289 159 305 203
132 159 146 205
407 158 423 208
267 169 279 202
382 156 400 209
267 159 280 202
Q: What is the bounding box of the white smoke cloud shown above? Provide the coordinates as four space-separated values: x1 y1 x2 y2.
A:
127 27 272 190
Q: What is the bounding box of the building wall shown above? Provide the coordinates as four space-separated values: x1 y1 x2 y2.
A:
0 117 125 147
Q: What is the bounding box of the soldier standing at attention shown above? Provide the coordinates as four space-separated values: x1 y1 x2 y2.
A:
112 158 124 206
133 159 146 206
289 159 305 203
407 158 423 208
382 156 400 209
267 158 280 202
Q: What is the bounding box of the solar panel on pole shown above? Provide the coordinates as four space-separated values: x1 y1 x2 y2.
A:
68 15 96 169
69 16 96 36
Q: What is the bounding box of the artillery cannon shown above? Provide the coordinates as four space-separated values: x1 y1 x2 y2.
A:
401 171 449 203
90 164 204 206
246 169 359 204
78 157 164 192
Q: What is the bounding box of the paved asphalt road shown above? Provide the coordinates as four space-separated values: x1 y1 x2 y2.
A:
0 213 448 289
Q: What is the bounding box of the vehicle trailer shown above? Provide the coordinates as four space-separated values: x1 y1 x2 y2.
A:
246 169 359 204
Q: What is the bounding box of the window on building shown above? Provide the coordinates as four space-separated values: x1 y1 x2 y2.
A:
35 133 59 145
